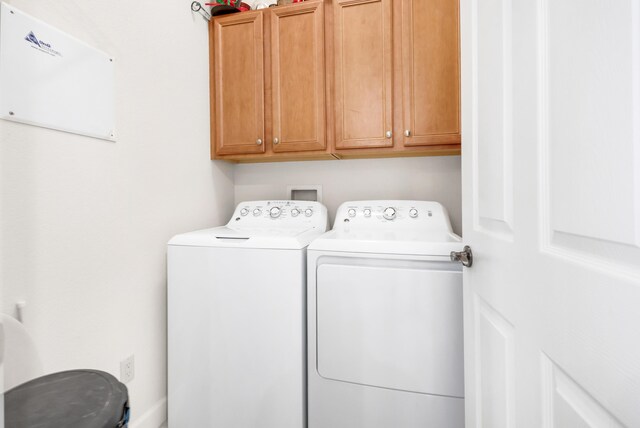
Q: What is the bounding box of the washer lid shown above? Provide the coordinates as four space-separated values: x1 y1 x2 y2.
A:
308 200 462 256
169 200 328 249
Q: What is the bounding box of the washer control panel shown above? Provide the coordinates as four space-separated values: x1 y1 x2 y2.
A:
333 200 450 231
230 200 327 229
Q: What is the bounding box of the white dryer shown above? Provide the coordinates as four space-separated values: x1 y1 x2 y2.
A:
168 200 327 428
307 200 465 428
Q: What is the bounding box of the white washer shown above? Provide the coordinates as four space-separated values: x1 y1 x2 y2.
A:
168 200 328 428
307 200 465 428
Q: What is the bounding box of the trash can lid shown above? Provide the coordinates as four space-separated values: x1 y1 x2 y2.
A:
5 369 129 428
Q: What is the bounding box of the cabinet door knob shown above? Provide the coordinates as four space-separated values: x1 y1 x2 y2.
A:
385 131 392 139
404 130 411 137
256 138 263 145
273 137 280 145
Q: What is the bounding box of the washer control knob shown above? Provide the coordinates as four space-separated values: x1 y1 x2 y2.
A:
269 206 282 218
240 208 249 216
305 208 313 217
383 207 396 220
363 208 372 217
348 208 357 218
253 208 262 216
409 208 419 218
291 208 300 217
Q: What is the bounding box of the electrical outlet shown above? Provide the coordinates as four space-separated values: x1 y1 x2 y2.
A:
120 355 135 384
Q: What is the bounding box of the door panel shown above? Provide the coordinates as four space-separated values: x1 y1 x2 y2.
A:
462 0 640 427
541 355 625 428
540 0 640 275
402 0 460 147
474 295 515 428
316 263 463 398
472 0 513 240
334 0 393 149
214 12 265 155
271 2 326 153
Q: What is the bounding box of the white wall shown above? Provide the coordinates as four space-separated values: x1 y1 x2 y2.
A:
234 156 462 234
0 1 234 427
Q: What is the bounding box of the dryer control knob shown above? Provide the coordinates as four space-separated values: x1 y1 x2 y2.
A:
383 207 396 220
305 209 313 217
269 207 282 218
348 208 356 218
409 208 418 218
253 208 262 216
363 209 372 217
240 208 249 216
291 208 300 217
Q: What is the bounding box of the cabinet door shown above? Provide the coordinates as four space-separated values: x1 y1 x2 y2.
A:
401 0 460 147
334 0 393 149
271 2 326 153
213 12 265 155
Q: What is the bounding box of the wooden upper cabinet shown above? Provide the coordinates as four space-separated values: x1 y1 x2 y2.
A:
209 0 460 162
334 0 394 149
270 2 326 153
401 0 460 147
213 12 265 155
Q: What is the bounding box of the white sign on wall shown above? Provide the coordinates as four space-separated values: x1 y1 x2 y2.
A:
0 2 115 141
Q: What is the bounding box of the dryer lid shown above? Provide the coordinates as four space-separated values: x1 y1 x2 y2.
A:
308 229 462 256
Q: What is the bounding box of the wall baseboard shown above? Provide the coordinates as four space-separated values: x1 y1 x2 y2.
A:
129 397 167 428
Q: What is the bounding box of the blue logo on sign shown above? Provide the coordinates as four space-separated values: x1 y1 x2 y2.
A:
24 31 61 56
24 31 41 47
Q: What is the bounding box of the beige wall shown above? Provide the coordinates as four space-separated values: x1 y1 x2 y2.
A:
234 156 462 235
0 1 234 427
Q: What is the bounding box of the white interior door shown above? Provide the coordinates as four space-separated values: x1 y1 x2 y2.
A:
461 1 640 427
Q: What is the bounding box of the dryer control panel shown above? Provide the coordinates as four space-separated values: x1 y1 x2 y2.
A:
333 200 453 232
229 200 328 231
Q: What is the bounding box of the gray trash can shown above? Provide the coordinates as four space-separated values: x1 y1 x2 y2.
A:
5 369 129 428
